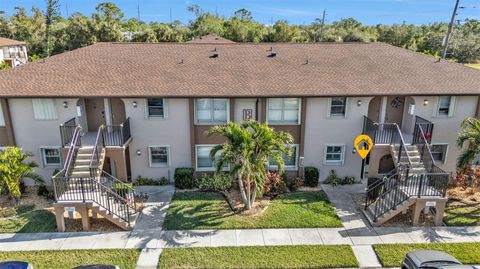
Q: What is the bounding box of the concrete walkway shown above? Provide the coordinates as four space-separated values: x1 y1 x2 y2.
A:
1 184 480 268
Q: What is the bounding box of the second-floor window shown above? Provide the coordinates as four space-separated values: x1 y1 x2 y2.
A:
195 98 229 124
147 98 166 118
436 96 455 117
32 99 57 120
329 97 347 117
267 98 300 124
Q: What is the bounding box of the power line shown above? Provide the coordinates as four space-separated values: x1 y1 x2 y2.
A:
137 4 140 21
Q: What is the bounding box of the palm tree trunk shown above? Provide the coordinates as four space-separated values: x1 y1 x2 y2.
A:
250 182 257 206
245 174 252 210
237 172 249 208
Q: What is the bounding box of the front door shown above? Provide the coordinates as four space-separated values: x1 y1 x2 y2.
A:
84 98 105 131
385 96 405 125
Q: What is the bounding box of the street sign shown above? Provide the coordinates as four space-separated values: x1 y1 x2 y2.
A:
354 134 373 159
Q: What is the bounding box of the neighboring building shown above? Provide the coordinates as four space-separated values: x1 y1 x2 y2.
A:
0 40 478 229
0 37 28 68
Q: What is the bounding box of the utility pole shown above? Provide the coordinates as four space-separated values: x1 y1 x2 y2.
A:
137 4 140 21
65 4 69 18
441 0 460 60
319 9 326 42
169 8 172 22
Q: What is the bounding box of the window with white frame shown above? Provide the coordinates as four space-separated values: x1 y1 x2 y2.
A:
196 145 225 171
431 144 448 163
195 99 229 124
267 98 300 124
0 101 5 126
41 147 61 166
269 145 299 170
436 96 455 117
329 97 347 117
148 146 170 167
146 98 166 118
324 145 345 165
32 99 57 120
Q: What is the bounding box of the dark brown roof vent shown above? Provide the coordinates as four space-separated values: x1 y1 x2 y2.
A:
210 47 219 58
267 46 277 57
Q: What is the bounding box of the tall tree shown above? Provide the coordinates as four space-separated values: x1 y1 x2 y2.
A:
44 0 59 57
209 120 293 210
92 2 124 42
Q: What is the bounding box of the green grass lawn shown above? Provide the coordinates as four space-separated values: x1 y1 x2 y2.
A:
163 191 342 230
443 200 480 226
0 209 56 233
159 245 358 269
373 243 480 267
0 249 141 269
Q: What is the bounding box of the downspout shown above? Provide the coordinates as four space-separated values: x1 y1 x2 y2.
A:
255 98 259 121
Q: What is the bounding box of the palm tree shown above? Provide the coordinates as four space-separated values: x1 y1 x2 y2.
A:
0 147 44 202
456 117 480 170
209 120 293 210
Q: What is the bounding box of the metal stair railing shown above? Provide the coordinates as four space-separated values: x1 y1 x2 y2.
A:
99 171 137 212
89 126 105 178
365 165 405 210
52 175 132 225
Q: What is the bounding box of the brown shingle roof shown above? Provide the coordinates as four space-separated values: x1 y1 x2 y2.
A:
0 37 26 47
0 42 479 97
186 34 235 43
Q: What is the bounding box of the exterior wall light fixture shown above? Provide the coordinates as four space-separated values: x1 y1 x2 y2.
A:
357 100 362 107
136 149 142 156
132 101 138 108
423 99 429 106
63 101 68 108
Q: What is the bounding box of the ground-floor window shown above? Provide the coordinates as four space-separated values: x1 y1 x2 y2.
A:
324 144 345 165
269 144 299 171
196 145 225 171
40 147 61 167
431 144 448 163
148 146 170 167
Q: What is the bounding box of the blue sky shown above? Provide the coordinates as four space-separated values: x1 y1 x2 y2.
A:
1 0 479 25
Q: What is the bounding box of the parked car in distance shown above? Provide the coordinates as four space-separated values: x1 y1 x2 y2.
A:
72 265 119 269
0 261 33 269
402 250 479 269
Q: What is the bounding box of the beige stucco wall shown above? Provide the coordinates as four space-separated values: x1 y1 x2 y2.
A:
411 95 479 173
9 98 78 184
304 97 373 181
123 98 192 181
233 98 257 122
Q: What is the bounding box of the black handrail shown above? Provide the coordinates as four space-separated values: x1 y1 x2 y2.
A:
89 126 105 178
65 126 82 176
102 118 131 147
60 118 77 147
413 116 434 144
100 171 137 211
52 176 132 225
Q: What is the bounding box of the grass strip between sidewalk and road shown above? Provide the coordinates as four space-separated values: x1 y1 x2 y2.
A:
159 245 358 269
373 242 480 267
0 249 141 269
163 191 342 229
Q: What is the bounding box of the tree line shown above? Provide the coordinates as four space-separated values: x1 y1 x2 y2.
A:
0 2 479 63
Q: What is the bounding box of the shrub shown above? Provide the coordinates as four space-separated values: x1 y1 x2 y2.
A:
290 177 304 192
278 181 288 194
367 177 381 187
37 185 54 200
341 176 355 185
304 167 319 187
264 171 283 195
134 176 170 186
174 168 196 189
324 170 340 186
198 173 233 192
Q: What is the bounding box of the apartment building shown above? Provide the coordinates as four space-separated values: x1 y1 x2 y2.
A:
0 37 28 68
0 41 478 185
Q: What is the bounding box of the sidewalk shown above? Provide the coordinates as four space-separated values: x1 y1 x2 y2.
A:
1 184 480 268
